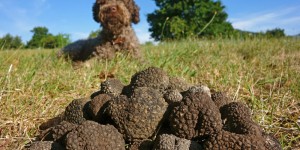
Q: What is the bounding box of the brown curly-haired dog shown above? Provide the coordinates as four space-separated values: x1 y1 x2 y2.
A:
58 0 140 62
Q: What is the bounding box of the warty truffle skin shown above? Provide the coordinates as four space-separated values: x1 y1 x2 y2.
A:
27 141 64 150
107 87 168 141
169 91 222 140
65 120 125 150
64 98 91 124
99 78 124 96
220 102 262 136
87 93 113 123
167 77 190 92
203 130 266 150
129 67 169 92
152 134 202 150
211 91 231 109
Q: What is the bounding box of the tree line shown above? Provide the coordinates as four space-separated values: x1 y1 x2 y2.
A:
1 0 291 50
0 27 71 50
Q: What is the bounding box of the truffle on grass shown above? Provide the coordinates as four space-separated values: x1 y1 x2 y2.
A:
169 92 222 140
87 93 113 123
263 133 282 150
152 134 202 150
27 141 64 150
129 67 169 92
64 98 91 124
99 78 124 96
65 120 125 150
107 87 168 141
220 102 262 136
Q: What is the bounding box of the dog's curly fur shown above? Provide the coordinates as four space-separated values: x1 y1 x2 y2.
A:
58 0 140 62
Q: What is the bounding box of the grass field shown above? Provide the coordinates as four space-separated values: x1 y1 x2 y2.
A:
0 37 300 149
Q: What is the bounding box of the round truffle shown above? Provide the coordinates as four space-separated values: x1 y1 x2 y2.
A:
66 120 125 150
220 102 262 136
107 87 168 141
129 67 169 92
99 78 124 96
169 92 222 139
211 91 231 109
64 98 91 124
87 93 113 123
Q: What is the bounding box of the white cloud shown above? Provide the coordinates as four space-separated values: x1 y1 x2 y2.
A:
229 6 300 35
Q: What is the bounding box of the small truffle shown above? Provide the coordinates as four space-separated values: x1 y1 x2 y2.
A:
163 89 183 104
182 85 211 97
152 134 202 150
87 93 113 123
64 98 91 124
52 121 78 144
211 91 231 109
107 87 168 141
99 78 124 96
66 121 125 150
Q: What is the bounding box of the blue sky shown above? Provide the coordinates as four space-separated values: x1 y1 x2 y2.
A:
0 0 299 43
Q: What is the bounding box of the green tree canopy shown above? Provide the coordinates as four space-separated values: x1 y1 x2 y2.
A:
265 28 285 38
26 26 70 49
0 34 24 50
147 0 234 41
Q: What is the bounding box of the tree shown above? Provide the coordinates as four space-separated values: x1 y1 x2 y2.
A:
0 34 24 50
147 0 234 41
26 26 71 49
88 29 101 39
27 26 49 48
265 28 285 38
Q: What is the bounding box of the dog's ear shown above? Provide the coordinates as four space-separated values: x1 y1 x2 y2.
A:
92 2 100 23
131 2 140 24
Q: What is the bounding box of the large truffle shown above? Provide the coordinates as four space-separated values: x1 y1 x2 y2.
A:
65 120 125 150
152 134 202 150
64 98 91 124
129 67 169 92
169 91 222 140
107 87 168 141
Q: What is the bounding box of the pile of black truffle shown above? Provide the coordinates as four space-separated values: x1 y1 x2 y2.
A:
28 67 282 150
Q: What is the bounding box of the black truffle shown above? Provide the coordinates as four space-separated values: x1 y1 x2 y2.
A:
64 98 91 124
99 78 124 96
169 92 222 140
27 141 64 150
129 67 169 92
107 87 168 141
152 134 202 150
65 120 125 150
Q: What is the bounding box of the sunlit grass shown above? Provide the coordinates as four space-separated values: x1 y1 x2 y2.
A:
0 37 299 149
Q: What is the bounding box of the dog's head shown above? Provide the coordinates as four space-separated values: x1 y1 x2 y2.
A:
93 0 140 26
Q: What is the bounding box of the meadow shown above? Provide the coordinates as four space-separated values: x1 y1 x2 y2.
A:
0 37 299 149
